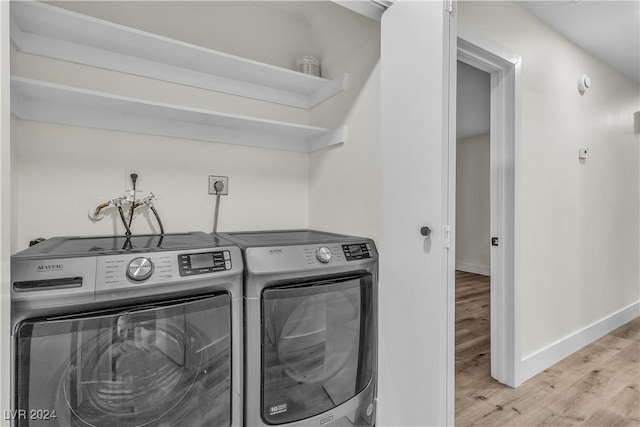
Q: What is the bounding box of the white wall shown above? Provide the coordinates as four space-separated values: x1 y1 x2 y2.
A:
457 61 490 140
0 1 11 422
12 119 309 249
456 61 491 274
46 1 316 72
309 63 380 241
459 1 640 358
309 64 380 241
308 7 381 241
10 1 379 252
10 1 313 252
456 134 490 273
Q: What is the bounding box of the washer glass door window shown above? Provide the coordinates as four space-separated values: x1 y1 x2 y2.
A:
261 274 374 424
15 293 232 427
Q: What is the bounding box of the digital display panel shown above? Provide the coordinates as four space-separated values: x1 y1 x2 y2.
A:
348 245 363 256
190 253 215 269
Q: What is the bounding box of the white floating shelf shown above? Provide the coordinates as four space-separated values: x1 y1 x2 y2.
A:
11 77 347 153
10 1 347 109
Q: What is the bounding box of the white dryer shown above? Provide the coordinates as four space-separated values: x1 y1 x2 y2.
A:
220 230 378 427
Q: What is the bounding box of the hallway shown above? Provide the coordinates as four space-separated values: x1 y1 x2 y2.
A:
455 271 640 426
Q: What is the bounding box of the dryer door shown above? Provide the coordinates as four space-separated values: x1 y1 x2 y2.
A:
14 292 232 427
261 273 374 424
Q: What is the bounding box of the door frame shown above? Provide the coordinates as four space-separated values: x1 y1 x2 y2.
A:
455 28 522 387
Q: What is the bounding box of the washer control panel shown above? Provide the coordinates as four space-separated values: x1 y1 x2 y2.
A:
342 243 373 261
178 250 232 276
315 246 333 263
127 257 154 281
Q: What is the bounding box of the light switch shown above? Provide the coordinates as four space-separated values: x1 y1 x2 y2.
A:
578 147 589 160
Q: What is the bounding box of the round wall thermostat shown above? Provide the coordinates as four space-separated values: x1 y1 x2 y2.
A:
578 74 591 94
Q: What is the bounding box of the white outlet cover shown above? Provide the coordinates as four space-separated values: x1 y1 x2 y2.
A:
578 147 589 159
208 176 229 195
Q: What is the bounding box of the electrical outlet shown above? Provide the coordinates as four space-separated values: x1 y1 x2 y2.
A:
578 147 589 160
209 176 229 195
125 168 141 192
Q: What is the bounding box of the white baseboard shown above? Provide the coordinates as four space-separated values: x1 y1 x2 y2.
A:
518 301 640 385
455 262 490 276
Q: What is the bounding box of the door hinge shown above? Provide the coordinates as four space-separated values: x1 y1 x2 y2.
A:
491 237 499 247
445 0 454 14
443 226 451 248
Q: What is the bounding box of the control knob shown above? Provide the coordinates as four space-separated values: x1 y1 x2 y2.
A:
127 257 154 281
316 246 332 264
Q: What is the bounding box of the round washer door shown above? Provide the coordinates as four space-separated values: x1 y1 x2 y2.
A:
15 293 232 427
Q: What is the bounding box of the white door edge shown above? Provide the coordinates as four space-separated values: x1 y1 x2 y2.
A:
379 1 457 425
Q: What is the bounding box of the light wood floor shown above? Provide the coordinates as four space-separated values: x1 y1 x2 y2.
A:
455 270 640 426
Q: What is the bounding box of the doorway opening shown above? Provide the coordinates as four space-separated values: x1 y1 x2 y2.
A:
454 59 492 415
452 32 521 395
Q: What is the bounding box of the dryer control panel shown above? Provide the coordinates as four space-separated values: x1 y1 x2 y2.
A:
343 243 373 261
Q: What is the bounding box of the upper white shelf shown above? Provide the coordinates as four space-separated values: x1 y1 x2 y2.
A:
11 77 346 153
10 1 347 109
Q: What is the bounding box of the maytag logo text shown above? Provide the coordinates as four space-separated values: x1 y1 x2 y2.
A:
37 264 63 272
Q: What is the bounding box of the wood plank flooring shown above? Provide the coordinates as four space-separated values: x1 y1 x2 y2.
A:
455 270 640 426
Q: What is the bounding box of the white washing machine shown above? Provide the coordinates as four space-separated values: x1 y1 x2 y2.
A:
10 232 243 427
220 230 378 427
